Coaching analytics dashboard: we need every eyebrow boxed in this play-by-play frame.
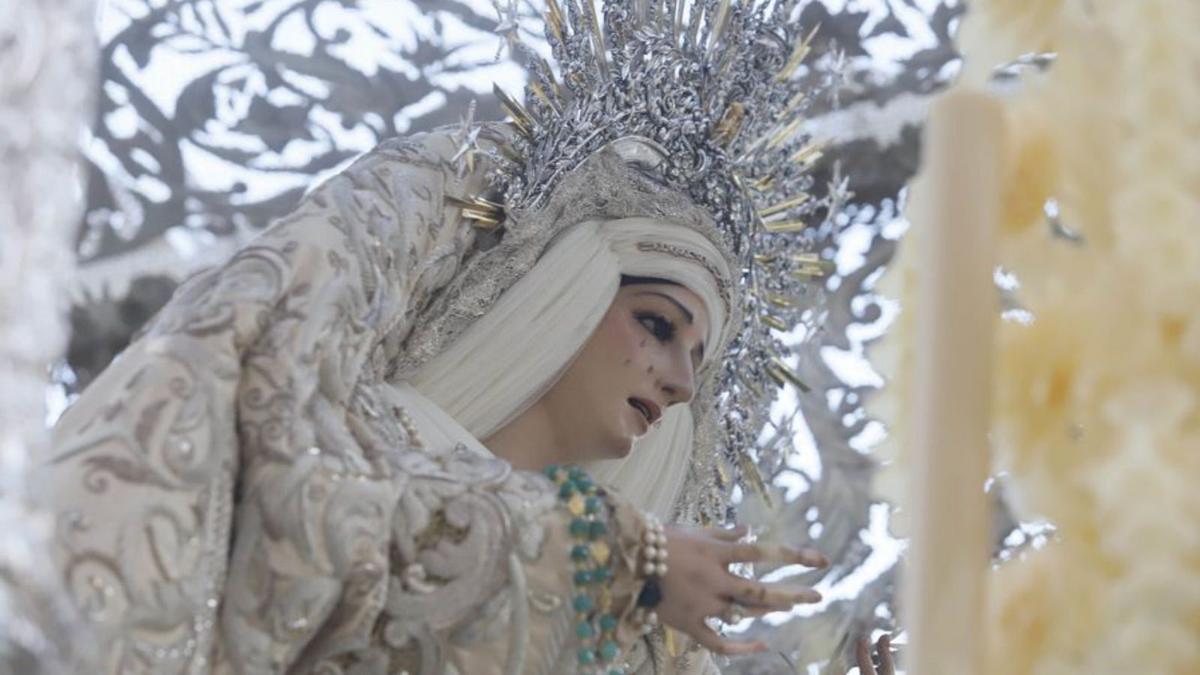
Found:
[634,290,707,365]
[635,291,693,324]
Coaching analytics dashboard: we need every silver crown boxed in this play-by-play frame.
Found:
[494,0,830,252]
[472,0,843,515]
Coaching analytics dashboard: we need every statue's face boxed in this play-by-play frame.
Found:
[541,281,710,461]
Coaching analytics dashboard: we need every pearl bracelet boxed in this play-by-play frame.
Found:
[631,515,668,634]
[639,516,669,577]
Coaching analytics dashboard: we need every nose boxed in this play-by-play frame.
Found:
[658,352,696,406]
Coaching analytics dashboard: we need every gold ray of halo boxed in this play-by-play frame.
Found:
[765,293,794,308]
[751,175,775,191]
[767,357,810,392]
[715,459,731,488]
[528,81,561,115]
[758,192,812,218]
[782,90,808,117]
[737,452,773,507]
[545,0,566,43]
[792,263,834,279]
[761,314,789,331]
[790,142,825,166]
[761,219,809,233]
[767,117,804,149]
[584,0,610,81]
[493,84,536,138]
[463,213,501,228]
[445,195,505,228]
[776,23,820,82]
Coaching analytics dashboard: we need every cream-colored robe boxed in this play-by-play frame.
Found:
[39,128,717,674]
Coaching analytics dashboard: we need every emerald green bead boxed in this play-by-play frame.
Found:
[559,482,576,498]
[577,647,596,665]
[592,566,611,582]
[569,518,590,538]
[584,495,602,514]
[574,569,593,585]
[543,465,561,480]
[574,476,593,493]
[588,520,608,539]
[575,621,595,639]
[599,614,618,632]
[571,544,589,561]
[599,640,619,661]
[572,594,594,612]
[568,466,586,481]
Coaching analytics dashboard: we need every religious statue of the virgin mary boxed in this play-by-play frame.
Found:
[38,2,886,673]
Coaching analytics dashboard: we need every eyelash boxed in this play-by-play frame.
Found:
[635,312,675,342]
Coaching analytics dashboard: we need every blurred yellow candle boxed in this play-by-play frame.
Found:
[904,89,1004,675]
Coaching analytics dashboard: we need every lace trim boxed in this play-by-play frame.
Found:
[634,241,733,322]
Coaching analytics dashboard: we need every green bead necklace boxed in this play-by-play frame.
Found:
[544,465,626,675]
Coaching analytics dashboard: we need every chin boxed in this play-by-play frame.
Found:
[602,437,635,460]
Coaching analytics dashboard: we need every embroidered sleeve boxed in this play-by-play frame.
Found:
[39,129,482,674]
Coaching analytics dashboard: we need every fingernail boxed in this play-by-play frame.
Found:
[794,590,821,603]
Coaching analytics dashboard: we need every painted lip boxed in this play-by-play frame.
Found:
[627,397,662,428]
[627,403,649,434]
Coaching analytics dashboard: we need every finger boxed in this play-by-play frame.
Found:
[716,600,771,623]
[722,603,776,621]
[759,544,829,568]
[855,636,877,675]
[724,542,766,563]
[727,580,822,609]
[723,542,829,568]
[687,622,767,657]
[876,634,895,675]
[708,524,750,542]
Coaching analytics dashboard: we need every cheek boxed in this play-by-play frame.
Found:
[603,316,645,369]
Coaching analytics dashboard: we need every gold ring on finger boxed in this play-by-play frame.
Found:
[726,602,746,624]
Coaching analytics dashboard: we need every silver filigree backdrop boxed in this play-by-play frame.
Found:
[55,1,1031,673]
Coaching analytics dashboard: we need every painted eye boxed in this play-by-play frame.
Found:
[636,313,675,342]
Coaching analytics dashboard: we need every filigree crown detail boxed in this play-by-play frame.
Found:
[471,0,843,512]
[491,0,830,257]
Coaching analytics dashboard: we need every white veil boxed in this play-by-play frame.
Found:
[406,217,731,519]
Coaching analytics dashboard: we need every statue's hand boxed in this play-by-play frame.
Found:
[657,524,828,656]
